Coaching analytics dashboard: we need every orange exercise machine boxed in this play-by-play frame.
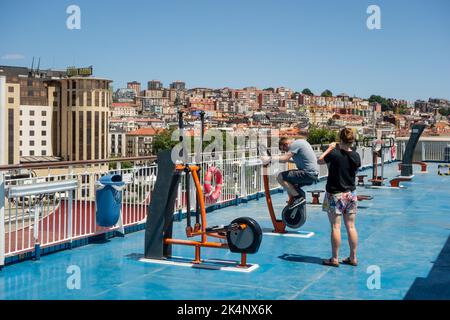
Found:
[259,145,307,233]
[144,112,262,268]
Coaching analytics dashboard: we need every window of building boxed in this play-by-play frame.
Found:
[53,101,58,107]
[30,141,35,146]
[30,150,35,156]
[30,120,35,126]
[8,97,14,104]
[72,80,76,90]
[19,130,22,136]
[8,86,14,93]
[79,91,84,106]
[87,111,92,160]
[95,91,99,107]
[30,110,35,116]
[42,121,46,126]
[42,111,47,116]
[79,111,84,160]
[42,130,47,136]
[20,120,22,126]
[101,111,105,159]
[42,140,47,146]
[19,141,22,146]
[9,109,16,163]
[72,111,76,160]
[87,92,92,106]
[53,91,57,97]
[72,91,76,106]
[28,90,33,97]
[42,150,47,156]
[95,111,100,159]
[30,130,35,136]
[20,110,22,116]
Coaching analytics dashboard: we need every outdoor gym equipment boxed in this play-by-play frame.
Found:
[363,136,402,188]
[144,150,262,269]
[438,164,450,176]
[398,124,427,177]
[143,111,262,269]
[258,145,307,231]
[365,123,426,188]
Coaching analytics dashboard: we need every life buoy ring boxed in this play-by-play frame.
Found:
[391,144,396,160]
[204,166,223,203]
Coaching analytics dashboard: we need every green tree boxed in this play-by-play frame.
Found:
[439,108,450,117]
[368,94,393,112]
[302,88,314,96]
[307,125,338,145]
[152,128,178,154]
[321,89,333,97]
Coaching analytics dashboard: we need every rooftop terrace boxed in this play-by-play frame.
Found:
[1,162,449,300]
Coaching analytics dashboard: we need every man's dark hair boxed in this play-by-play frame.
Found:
[279,136,289,149]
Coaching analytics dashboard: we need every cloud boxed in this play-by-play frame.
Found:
[1,53,25,60]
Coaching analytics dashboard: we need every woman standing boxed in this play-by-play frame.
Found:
[318,128,361,267]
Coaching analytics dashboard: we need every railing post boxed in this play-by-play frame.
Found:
[33,199,40,260]
[68,189,73,247]
[114,162,125,235]
[240,158,247,200]
[0,172,5,269]
[421,142,425,161]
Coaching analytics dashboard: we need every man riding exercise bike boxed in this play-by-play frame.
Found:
[262,137,319,209]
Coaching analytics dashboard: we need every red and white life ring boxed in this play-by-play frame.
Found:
[204,166,223,203]
[391,144,396,160]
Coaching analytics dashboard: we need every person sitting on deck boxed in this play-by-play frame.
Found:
[262,137,319,209]
[318,128,361,267]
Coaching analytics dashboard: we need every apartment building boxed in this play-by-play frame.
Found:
[0,65,112,164]
[109,127,127,158]
[169,81,186,91]
[0,74,20,165]
[125,127,164,157]
[127,81,141,95]
[111,102,138,117]
[147,80,163,90]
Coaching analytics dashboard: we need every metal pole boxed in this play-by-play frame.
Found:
[200,111,205,164]
[178,111,186,163]
[0,172,5,268]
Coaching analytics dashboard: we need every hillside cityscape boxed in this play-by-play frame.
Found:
[1,64,449,165]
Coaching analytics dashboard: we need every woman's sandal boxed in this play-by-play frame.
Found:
[322,258,339,267]
[341,257,358,266]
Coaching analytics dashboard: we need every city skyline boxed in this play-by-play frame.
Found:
[1,0,450,102]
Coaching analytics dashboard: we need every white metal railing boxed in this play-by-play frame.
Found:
[396,139,450,162]
[0,145,396,267]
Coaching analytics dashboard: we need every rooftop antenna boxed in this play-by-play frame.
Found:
[30,56,35,75]
[36,57,41,74]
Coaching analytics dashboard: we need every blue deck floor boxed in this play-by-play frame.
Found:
[1,162,450,300]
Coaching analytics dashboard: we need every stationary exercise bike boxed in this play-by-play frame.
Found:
[258,145,307,232]
[363,136,394,187]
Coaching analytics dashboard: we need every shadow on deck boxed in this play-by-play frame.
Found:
[405,234,450,299]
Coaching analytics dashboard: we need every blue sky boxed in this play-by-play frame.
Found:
[0,0,449,101]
